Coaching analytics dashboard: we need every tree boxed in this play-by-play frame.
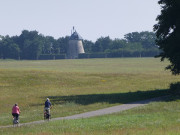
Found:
[18,30,41,59]
[124,31,157,49]
[92,36,112,52]
[56,36,69,54]
[0,36,20,59]
[0,36,3,58]
[110,39,126,50]
[83,40,94,53]
[154,0,180,75]
[43,36,56,54]
[22,38,43,60]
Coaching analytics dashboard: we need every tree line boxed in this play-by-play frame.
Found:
[82,31,159,58]
[0,30,159,60]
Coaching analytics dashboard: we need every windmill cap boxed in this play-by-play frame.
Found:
[70,31,83,40]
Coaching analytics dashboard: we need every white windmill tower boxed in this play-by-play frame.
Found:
[67,27,85,59]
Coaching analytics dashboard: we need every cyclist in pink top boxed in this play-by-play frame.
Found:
[12,103,20,121]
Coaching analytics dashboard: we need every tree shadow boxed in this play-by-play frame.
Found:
[43,89,171,106]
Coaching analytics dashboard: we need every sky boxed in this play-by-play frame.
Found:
[0,0,161,42]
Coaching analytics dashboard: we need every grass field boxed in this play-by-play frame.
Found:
[1,96,180,135]
[0,58,180,134]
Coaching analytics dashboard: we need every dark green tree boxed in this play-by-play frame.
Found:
[124,31,157,49]
[0,36,20,59]
[110,39,126,50]
[17,30,44,59]
[18,30,40,59]
[56,36,69,54]
[43,36,56,54]
[83,40,94,53]
[0,36,3,58]
[23,39,42,60]
[154,0,180,75]
[92,36,112,52]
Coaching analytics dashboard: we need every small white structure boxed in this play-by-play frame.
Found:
[67,27,85,59]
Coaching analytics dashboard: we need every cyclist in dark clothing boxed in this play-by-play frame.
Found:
[44,98,52,115]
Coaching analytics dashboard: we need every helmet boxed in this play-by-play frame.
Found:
[47,98,50,101]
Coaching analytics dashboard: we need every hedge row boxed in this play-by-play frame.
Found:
[1,50,160,60]
[78,50,160,59]
[38,54,66,60]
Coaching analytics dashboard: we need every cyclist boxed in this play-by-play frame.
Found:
[44,98,52,116]
[12,103,20,123]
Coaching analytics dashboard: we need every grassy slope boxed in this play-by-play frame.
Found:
[0,58,180,134]
[1,96,180,135]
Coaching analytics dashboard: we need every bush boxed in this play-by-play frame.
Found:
[38,54,66,60]
[170,82,180,95]
[78,53,90,59]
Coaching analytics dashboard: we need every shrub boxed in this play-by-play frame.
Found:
[170,82,180,95]
[38,54,66,60]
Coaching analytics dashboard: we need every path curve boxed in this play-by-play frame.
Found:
[0,96,167,128]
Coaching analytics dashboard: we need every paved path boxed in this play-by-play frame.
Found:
[0,96,167,128]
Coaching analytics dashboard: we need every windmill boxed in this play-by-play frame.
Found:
[67,27,85,59]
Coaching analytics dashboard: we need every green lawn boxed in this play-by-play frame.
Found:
[0,58,179,134]
[1,96,179,135]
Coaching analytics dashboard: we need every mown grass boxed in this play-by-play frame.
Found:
[1,96,179,135]
[0,58,180,133]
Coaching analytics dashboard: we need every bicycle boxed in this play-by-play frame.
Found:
[44,109,51,121]
[13,116,19,127]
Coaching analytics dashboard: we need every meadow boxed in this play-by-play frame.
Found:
[1,97,180,135]
[0,58,180,134]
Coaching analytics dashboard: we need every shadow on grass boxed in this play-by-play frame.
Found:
[44,89,171,106]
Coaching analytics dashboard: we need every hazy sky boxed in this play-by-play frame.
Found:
[0,0,161,41]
